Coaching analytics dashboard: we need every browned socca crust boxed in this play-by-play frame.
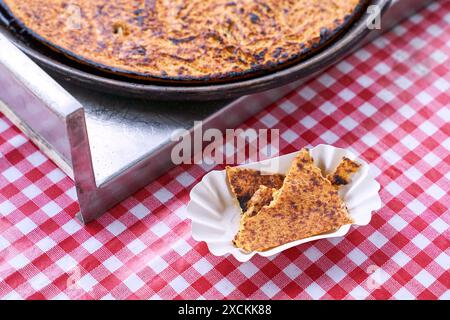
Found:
[1,0,365,82]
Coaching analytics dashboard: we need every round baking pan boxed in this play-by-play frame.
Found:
[0,0,390,101]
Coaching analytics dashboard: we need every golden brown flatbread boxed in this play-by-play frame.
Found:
[327,157,361,187]
[1,0,365,81]
[233,149,359,252]
[226,166,284,212]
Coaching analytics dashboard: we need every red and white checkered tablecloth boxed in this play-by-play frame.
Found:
[0,2,449,300]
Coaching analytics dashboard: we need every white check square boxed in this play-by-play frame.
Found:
[318,74,336,87]
[305,283,326,300]
[8,135,27,148]
[322,131,339,144]
[426,185,445,200]
[357,75,374,88]
[2,166,22,183]
[78,274,98,292]
[284,263,301,280]
[338,88,356,102]
[300,116,318,129]
[430,217,448,234]
[279,101,297,114]
[151,222,170,237]
[410,37,426,49]
[337,61,354,73]
[82,237,103,253]
[103,256,123,273]
[62,219,82,235]
[404,167,422,182]
[419,121,438,135]
[414,269,436,288]
[354,49,370,61]
[326,265,347,282]
[171,275,190,293]
[127,239,146,255]
[407,199,427,215]
[388,215,408,232]
[8,253,29,269]
[29,273,51,291]
[341,116,358,130]
[124,274,145,292]
[349,285,369,300]
[411,234,431,250]
[392,250,411,267]
[361,133,378,147]
[385,181,403,197]
[434,78,450,92]
[298,86,316,100]
[0,118,8,133]
[216,278,236,296]
[401,135,420,150]
[394,287,415,300]
[359,102,377,117]
[383,150,401,165]
[434,252,450,270]
[106,220,127,237]
[148,256,169,273]
[193,258,213,275]
[27,152,47,167]
[42,201,62,218]
[304,246,323,263]
[416,92,433,105]
[36,236,57,252]
[368,231,389,249]
[399,105,415,119]
[16,217,38,235]
[154,187,174,203]
[423,152,441,167]
[394,76,412,90]
[22,184,41,199]
[47,169,66,183]
[378,89,395,102]
[374,62,390,75]
[56,255,78,272]
[238,262,259,278]
[281,129,299,143]
[260,114,278,127]
[176,172,196,187]
[348,247,368,266]
[320,101,337,115]
[380,119,397,133]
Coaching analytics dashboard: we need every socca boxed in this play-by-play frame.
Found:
[233,149,361,252]
[1,0,366,81]
[226,166,284,212]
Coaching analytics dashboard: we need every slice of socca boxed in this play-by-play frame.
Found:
[233,149,360,252]
[226,167,284,212]
[327,157,361,187]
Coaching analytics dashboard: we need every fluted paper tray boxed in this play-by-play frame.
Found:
[187,144,382,262]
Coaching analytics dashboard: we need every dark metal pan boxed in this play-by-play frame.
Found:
[0,0,390,101]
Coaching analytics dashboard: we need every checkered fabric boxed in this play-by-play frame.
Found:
[0,2,449,300]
